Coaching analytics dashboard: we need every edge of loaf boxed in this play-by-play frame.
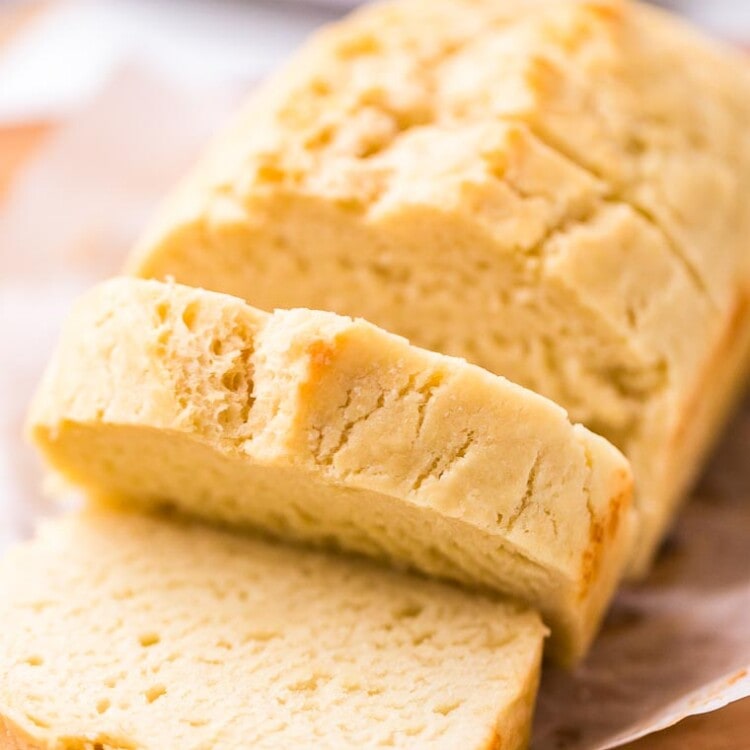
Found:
[28,277,634,664]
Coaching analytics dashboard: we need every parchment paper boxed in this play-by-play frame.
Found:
[0,70,748,750]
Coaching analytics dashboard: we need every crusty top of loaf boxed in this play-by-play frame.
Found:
[0,511,545,750]
[134,0,750,308]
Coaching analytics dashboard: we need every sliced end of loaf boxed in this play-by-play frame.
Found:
[0,510,546,750]
[29,277,633,663]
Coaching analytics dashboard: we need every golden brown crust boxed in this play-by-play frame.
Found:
[578,484,629,602]
[0,713,46,750]
[629,288,750,574]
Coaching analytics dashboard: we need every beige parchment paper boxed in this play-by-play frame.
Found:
[0,70,748,750]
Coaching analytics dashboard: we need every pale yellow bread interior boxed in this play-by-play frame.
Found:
[0,510,546,750]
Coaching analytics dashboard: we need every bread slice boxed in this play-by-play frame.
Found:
[29,278,632,664]
[0,510,547,750]
[127,0,750,575]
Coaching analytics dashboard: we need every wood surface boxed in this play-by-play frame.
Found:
[1,2,749,748]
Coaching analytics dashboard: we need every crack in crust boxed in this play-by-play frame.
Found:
[505,452,542,533]
[411,371,445,442]
[523,123,715,307]
[411,429,475,494]
[321,388,387,468]
[312,360,449,473]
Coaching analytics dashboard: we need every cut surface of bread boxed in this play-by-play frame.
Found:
[0,510,547,750]
[29,278,633,663]
[128,0,750,574]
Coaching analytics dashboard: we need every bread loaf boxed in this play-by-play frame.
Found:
[0,510,546,750]
[128,0,750,574]
[29,278,633,663]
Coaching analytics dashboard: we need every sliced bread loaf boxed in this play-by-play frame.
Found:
[28,278,633,663]
[0,510,546,750]
[128,0,750,574]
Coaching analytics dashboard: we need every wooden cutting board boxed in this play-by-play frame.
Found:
[0,4,748,749]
